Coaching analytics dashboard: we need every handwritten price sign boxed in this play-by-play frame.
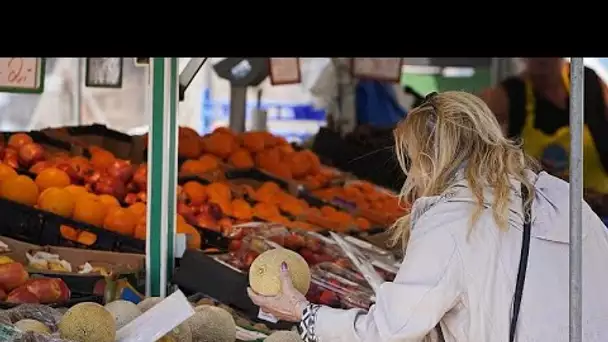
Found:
[268,58,301,85]
[352,58,403,83]
[0,58,45,93]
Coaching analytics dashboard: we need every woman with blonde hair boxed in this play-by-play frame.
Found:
[248,91,608,341]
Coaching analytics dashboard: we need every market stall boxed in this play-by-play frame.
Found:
[0,57,586,342]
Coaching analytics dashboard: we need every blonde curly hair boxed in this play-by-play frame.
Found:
[390,91,537,248]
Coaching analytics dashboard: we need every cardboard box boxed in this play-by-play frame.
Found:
[0,236,145,294]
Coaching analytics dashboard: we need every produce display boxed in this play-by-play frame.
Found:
[0,122,409,342]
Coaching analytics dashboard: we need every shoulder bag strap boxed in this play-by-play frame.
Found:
[509,184,532,342]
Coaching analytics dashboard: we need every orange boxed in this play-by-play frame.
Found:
[98,194,120,210]
[128,202,147,218]
[60,225,80,242]
[180,159,217,176]
[103,207,137,236]
[7,133,33,149]
[182,181,207,206]
[206,182,231,202]
[231,199,252,221]
[64,185,89,198]
[35,167,71,192]
[0,164,17,183]
[239,132,266,153]
[1,175,39,206]
[73,195,107,227]
[228,149,254,169]
[38,187,75,217]
[176,219,201,249]
[89,148,116,170]
[133,216,147,240]
[77,231,97,246]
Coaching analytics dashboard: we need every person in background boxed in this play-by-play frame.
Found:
[248,91,608,341]
[480,58,608,216]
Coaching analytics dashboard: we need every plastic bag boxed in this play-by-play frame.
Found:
[6,304,62,332]
[13,331,73,342]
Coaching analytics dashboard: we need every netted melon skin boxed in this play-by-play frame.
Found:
[58,302,116,342]
[187,305,236,342]
[249,248,311,296]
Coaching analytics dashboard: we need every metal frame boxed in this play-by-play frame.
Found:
[569,57,584,342]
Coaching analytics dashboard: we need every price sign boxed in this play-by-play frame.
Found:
[85,58,123,88]
[0,58,45,93]
[351,58,403,83]
[268,58,301,85]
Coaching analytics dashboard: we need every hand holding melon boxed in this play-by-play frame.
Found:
[247,248,311,322]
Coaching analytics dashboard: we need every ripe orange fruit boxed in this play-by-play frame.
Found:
[89,147,116,170]
[64,185,88,198]
[128,202,147,218]
[133,216,147,240]
[98,194,120,210]
[176,218,201,249]
[38,187,75,217]
[103,207,137,236]
[73,195,107,227]
[1,175,39,206]
[0,164,17,183]
[182,181,207,206]
[35,167,71,192]
[7,133,33,149]
[60,225,80,242]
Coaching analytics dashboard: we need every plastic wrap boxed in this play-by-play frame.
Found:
[5,305,62,332]
[13,331,73,342]
[307,262,375,310]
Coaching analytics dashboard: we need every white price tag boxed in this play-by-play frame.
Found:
[116,290,195,342]
[257,308,279,323]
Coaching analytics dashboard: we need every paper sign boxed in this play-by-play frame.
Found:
[257,308,279,323]
[116,290,195,342]
[236,326,269,340]
[352,58,403,83]
[269,58,301,85]
[0,58,44,93]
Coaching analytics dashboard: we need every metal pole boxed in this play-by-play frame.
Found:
[229,85,247,133]
[569,57,584,342]
[146,58,178,297]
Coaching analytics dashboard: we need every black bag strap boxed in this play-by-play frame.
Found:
[509,184,532,342]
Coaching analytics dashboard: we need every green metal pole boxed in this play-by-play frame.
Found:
[146,58,178,297]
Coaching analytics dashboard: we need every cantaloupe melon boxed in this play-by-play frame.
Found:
[186,305,236,342]
[157,321,193,342]
[58,302,116,342]
[249,248,311,296]
[104,300,141,330]
[14,319,51,335]
[265,330,303,342]
[137,297,163,312]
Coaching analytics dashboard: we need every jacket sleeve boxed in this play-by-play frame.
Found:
[314,213,464,342]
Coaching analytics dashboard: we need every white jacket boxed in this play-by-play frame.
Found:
[315,171,608,342]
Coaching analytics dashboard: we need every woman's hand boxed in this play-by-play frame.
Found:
[247,262,310,323]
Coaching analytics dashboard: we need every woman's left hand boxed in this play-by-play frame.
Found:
[247,262,310,323]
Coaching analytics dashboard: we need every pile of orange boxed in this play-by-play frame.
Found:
[312,181,408,225]
[173,126,338,190]
[238,181,371,233]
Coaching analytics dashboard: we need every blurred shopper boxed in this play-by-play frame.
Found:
[481,58,608,216]
[249,92,608,342]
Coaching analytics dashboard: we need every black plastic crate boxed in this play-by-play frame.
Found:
[66,124,132,144]
[312,127,405,192]
[0,197,145,254]
[0,292,104,310]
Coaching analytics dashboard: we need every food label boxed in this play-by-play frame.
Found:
[116,290,195,342]
[257,308,278,323]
